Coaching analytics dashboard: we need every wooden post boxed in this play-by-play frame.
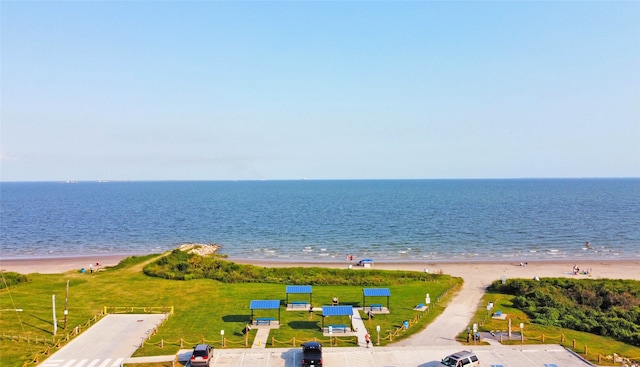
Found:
[561,334,565,343]
[160,339,164,348]
[293,337,296,347]
[584,345,588,355]
[541,333,545,342]
[572,339,576,349]
[180,338,183,347]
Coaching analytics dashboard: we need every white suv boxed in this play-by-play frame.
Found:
[440,350,480,367]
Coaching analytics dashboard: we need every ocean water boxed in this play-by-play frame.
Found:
[1,179,638,262]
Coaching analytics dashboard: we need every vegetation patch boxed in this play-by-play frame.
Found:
[143,249,440,285]
[106,254,160,271]
[488,278,640,346]
[0,271,30,289]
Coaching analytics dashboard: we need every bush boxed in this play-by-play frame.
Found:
[143,249,448,286]
[0,272,29,289]
[487,277,640,346]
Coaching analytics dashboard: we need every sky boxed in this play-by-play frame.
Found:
[1,1,639,181]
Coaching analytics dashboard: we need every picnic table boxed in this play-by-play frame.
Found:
[289,301,308,308]
[255,317,276,325]
[328,324,349,333]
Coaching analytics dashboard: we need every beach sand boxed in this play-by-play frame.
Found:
[1,255,638,282]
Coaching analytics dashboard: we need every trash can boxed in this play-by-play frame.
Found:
[403,321,409,329]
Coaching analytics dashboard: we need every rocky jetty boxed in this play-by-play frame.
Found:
[178,243,221,257]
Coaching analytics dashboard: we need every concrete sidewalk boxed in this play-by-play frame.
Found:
[351,307,373,348]
[251,328,270,348]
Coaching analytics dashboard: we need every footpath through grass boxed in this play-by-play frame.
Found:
[0,253,460,367]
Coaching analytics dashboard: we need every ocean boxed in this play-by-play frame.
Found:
[1,179,638,262]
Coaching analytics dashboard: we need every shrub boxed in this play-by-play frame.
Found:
[487,277,640,346]
[0,272,29,289]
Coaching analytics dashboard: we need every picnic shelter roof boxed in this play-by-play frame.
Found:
[286,285,312,294]
[363,288,391,297]
[321,305,353,317]
[250,300,280,310]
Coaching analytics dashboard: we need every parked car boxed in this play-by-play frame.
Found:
[301,341,323,367]
[440,350,480,367]
[190,343,214,367]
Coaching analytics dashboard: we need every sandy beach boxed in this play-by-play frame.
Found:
[1,255,639,283]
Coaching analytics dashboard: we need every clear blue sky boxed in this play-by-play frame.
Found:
[2,1,639,181]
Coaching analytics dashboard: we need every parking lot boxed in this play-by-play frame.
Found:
[37,314,592,367]
[176,345,590,367]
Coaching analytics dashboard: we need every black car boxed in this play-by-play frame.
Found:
[301,341,323,367]
[190,343,214,367]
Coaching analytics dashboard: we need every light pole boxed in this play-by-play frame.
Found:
[221,329,225,347]
[52,295,57,336]
[376,325,380,346]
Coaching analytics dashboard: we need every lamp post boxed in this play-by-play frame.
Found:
[221,330,225,347]
[376,325,380,346]
[520,323,524,343]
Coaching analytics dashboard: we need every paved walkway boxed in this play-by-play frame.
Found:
[251,328,270,348]
[350,307,372,348]
[395,274,489,346]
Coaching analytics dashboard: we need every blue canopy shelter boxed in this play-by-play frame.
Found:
[321,305,353,331]
[363,288,391,311]
[285,285,312,305]
[249,300,281,324]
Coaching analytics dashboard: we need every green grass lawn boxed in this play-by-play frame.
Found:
[0,255,460,367]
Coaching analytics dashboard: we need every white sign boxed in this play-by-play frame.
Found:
[220,330,225,336]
